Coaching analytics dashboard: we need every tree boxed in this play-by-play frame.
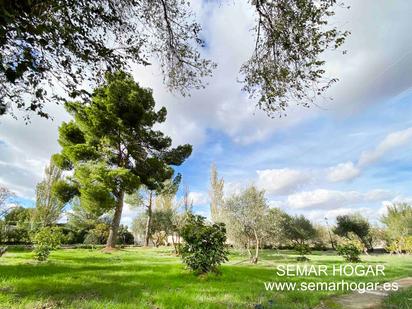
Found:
[0,0,214,119]
[127,175,180,247]
[180,214,228,274]
[223,186,268,263]
[84,222,110,245]
[209,163,224,223]
[242,0,349,116]
[131,212,148,245]
[32,161,65,228]
[333,214,371,249]
[52,71,192,249]
[117,225,134,245]
[182,185,193,214]
[281,214,317,246]
[32,226,63,261]
[1,1,348,120]
[0,186,14,218]
[381,203,412,254]
[4,206,32,244]
[381,203,412,240]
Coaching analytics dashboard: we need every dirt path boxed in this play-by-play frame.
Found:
[316,277,412,309]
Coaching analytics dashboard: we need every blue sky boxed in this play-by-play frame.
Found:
[1,0,412,226]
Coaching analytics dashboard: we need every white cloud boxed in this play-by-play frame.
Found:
[285,189,392,210]
[327,161,360,182]
[256,168,310,195]
[1,0,412,207]
[358,127,412,166]
[303,207,382,225]
[188,191,209,206]
[326,127,412,183]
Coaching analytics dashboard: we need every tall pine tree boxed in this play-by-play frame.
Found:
[52,71,192,249]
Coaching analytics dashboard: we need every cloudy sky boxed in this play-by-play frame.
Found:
[1,0,412,226]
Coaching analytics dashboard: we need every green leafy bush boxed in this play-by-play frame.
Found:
[32,227,63,261]
[180,214,228,274]
[336,240,362,262]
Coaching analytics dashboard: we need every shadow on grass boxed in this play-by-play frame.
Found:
[0,249,411,308]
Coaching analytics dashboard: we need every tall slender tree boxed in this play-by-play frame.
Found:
[209,163,224,223]
[0,186,14,218]
[52,71,192,249]
[32,161,64,228]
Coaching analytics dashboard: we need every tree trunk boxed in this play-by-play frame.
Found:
[251,230,259,264]
[144,191,153,247]
[246,238,253,260]
[106,190,125,249]
[171,233,178,254]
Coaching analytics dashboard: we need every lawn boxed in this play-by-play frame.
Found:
[0,247,411,308]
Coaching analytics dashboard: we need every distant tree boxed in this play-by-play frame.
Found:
[182,185,193,214]
[128,175,180,247]
[4,206,32,244]
[0,186,14,218]
[155,177,181,211]
[0,0,214,119]
[381,203,412,254]
[333,214,371,249]
[52,72,191,249]
[4,206,31,226]
[32,161,65,228]
[67,200,98,231]
[209,163,224,223]
[84,222,110,245]
[281,214,317,246]
[263,207,287,248]
[223,186,268,264]
[117,225,134,245]
[381,203,412,240]
[131,213,148,245]
[150,209,175,247]
[313,224,335,250]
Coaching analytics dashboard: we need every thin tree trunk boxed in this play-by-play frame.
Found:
[246,238,252,259]
[252,230,259,264]
[144,191,153,247]
[106,190,125,249]
[171,233,178,254]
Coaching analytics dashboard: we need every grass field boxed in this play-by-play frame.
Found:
[0,247,411,308]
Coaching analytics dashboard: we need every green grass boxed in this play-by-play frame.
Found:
[383,287,412,309]
[0,248,411,308]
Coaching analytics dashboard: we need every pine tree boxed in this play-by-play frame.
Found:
[52,71,192,249]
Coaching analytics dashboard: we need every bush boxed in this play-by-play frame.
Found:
[336,240,362,262]
[180,214,228,274]
[32,227,63,261]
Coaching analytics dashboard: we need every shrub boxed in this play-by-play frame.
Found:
[295,243,311,261]
[336,240,362,262]
[180,214,228,274]
[32,227,63,261]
